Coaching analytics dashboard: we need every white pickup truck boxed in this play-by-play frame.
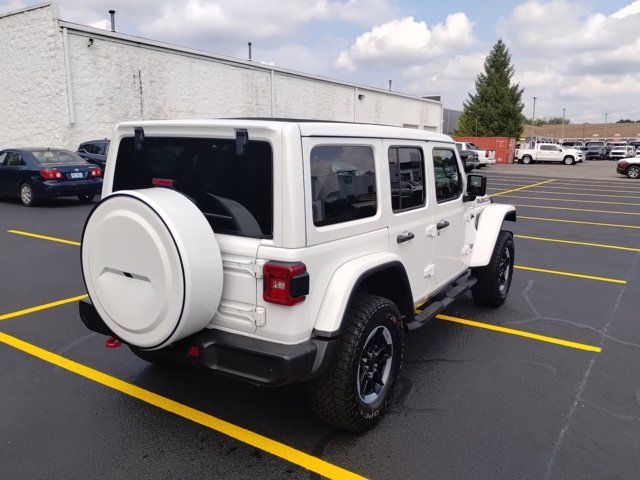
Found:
[515,143,583,165]
[455,142,495,167]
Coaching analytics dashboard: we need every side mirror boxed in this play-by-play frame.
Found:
[464,174,487,201]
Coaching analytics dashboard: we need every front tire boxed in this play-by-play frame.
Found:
[19,183,38,207]
[564,156,575,165]
[308,293,404,432]
[627,166,640,179]
[472,230,514,307]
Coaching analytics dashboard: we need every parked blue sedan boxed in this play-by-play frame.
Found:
[0,148,102,206]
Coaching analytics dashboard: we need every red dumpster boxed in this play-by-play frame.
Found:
[454,137,516,164]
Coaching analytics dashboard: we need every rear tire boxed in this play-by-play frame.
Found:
[472,231,514,307]
[307,293,404,432]
[19,183,38,207]
[627,166,640,179]
[522,156,532,165]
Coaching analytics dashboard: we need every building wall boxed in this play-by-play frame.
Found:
[0,4,70,148]
[1,3,443,150]
[442,108,462,135]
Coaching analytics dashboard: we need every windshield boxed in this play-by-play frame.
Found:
[113,136,273,239]
[467,143,479,149]
[31,150,86,165]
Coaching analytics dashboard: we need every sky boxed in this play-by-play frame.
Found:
[2,0,640,123]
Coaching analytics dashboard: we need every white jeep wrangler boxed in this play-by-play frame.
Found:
[79,119,516,432]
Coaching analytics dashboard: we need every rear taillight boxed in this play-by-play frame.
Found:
[90,168,102,177]
[39,169,63,179]
[263,261,309,306]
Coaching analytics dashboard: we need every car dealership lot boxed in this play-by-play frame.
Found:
[2,163,640,479]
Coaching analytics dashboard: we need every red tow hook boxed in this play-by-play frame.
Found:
[105,336,122,348]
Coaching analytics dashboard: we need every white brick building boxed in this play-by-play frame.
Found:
[0,2,443,150]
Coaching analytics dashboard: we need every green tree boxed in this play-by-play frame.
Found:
[525,116,570,126]
[455,39,524,138]
[616,119,637,123]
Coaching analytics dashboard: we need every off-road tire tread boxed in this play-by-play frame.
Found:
[307,293,404,432]
[471,230,514,307]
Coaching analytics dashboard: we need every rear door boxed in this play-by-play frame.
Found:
[537,145,552,161]
[385,141,435,302]
[430,144,467,287]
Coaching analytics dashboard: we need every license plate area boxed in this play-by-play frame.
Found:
[69,172,84,179]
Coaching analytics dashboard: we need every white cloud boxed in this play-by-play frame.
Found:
[43,0,395,45]
[403,53,486,106]
[500,0,640,55]
[335,13,475,71]
[500,0,640,122]
[610,0,640,19]
[88,19,110,30]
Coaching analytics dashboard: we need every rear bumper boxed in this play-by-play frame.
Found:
[79,298,339,386]
[35,179,102,197]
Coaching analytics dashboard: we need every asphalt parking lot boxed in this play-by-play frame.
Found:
[1,162,639,480]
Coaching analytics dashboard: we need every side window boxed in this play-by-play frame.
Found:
[432,148,462,203]
[388,146,425,212]
[310,145,376,227]
[0,152,7,166]
[540,145,552,151]
[5,152,24,166]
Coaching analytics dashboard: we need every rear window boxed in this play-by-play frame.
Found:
[32,150,86,165]
[113,137,273,239]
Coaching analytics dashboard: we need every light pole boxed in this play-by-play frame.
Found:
[604,113,609,141]
[561,108,565,140]
[531,96,538,139]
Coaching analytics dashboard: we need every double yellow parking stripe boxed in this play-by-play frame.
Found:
[0,328,365,480]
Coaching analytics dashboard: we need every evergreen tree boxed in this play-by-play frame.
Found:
[455,39,524,138]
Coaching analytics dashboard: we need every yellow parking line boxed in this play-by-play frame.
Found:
[515,234,640,252]
[513,204,640,216]
[8,229,81,246]
[488,189,640,199]
[488,180,640,190]
[489,179,555,197]
[514,265,626,284]
[499,195,640,206]
[519,215,640,229]
[435,314,601,353]
[486,175,635,187]
[507,184,640,194]
[0,331,365,480]
[0,294,88,321]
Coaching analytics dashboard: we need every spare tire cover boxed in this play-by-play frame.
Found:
[82,188,223,350]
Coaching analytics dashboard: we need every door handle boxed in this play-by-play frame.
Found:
[436,220,450,230]
[397,232,415,243]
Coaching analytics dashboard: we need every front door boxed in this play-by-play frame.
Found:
[385,141,434,303]
[430,145,467,287]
